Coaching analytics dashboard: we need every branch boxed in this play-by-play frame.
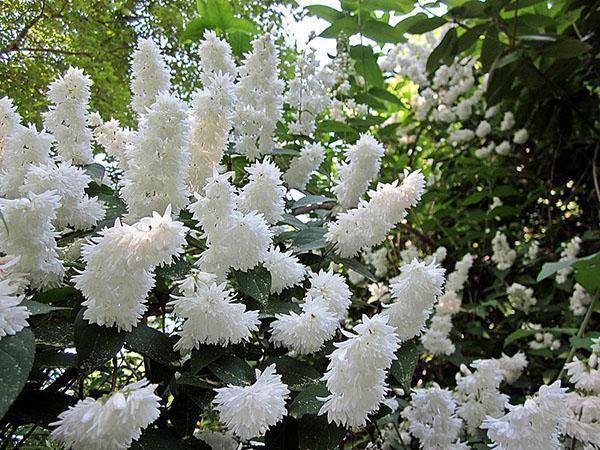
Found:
[4,47,93,57]
[0,0,46,55]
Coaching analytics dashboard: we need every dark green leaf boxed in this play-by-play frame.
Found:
[426,28,457,74]
[292,227,328,253]
[390,339,419,391]
[234,265,271,305]
[299,414,346,450]
[209,355,253,386]
[538,38,592,59]
[265,356,321,391]
[20,299,69,316]
[131,428,184,450]
[190,344,227,374]
[84,163,105,185]
[481,28,503,72]
[349,45,384,87]
[289,383,329,418]
[125,324,178,367]
[0,328,35,419]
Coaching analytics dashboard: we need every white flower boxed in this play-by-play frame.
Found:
[270,298,338,354]
[22,161,105,230]
[74,207,188,331]
[445,253,473,293]
[363,246,389,278]
[213,364,290,440]
[0,123,52,198]
[570,283,592,316]
[90,115,134,172]
[263,247,306,294]
[475,120,492,138]
[187,70,235,192]
[0,191,64,289]
[556,236,582,284]
[283,142,325,190]
[233,32,284,161]
[130,38,170,115]
[237,158,286,225]
[526,239,540,262]
[421,314,455,355]
[306,269,352,320]
[42,67,94,164]
[51,379,160,450]
[333,134,385,209]
[402,385,464,449]
[198,30,237,80]
[491,231,516,270]
[513,128,528,144]
[475,142,495,159]
[195,431,238,450]
[170,276,259,352]
[489,196,503,211]
[121,92,190,220]
[485,104,501,119]
[326,171,426,257]
[384,259,446,341]
[481,381,568,450]
[500,111,515,131]
[507,282,537,313]
[318,313,400,428]
[0,96,21,167]
[448,128,474,145]
[495,140,511,155]
[564,393,600,448]
[495,352,528,384]
[0,279,29,339]
[566,357,600,393]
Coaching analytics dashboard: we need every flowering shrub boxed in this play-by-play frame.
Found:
[0,0,599,449]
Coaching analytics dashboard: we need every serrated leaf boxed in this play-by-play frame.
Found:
[334,257,376,282]
[234,265,271,305]
[0,328,35,419]
[536,259,576,282]
[350,45,384,87]
[426,28,457,74]
[390,339,419,391]
[74,308,126,372]
[292,227,328,253]
[209,355,253,386]
[503,328,538,347]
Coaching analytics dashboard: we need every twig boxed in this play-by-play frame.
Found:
[0,0,46,55]
[111,356,119,391]
[593,145,600,205]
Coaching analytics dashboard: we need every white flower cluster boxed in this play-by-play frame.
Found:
[188,171,272,278]
[570,283,592,316]
[383,259,445,341]
[402,384,465,449]
[506,282,537,313]
[326,171,426,258]
[556,236,582,284]
[51,379,160,450]
[42,67,94,165]
[263,247,307,294]
[89,114,134,172]
[565,337,600,393]
[213,364,289,440]
[74,207,188,331]
[481,381,568,450]
[287,48,332,135]
[332,134,384,209]
[0,191,64,289]
[233,32,284,161]
[363,246,389,278]
[170,270,259,352]
[270,269,350,354]
[22,161,105,230]
[237,158,285,224]
[0,277,29,339]
[130,38,171,115]
[283,142,326,191]
[525,323,561,351]
[563,392,600,448]
[318,313,400,428]
[121,92,189,220]
[0,97,20,164]
[491,231,516,270]
[197,30,237,80]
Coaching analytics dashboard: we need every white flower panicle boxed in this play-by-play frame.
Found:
[326,170,426,257]
[556,236,582,284]
[495,140,511,155]
[402,385,464,450]
[283,142,325,190]
[42,67,94,164]
[306,269,352,320]
[270,298,338,354]
[364,246,389,278]
[513,128,528,144]
[263,247,306,294]
[475,120,491,138]
[500,111,515,131]
[130,38,171,115]
[198,30,237,80]
[287,48,331,135]
[0,96,21,167]
[496,352,528,384]
[89,114,134,171]
[233,32,284,161]
[570,283,592,316]
[333,134,385,209]
[565,338,600,393]
[189,171,272,277]
[237,158,286,224]
[0,123,52,198]
[187,70,235,192]
[318,313,400,428]
[169,272,259,352]
[0,279,30,339]
[22,161,105,230]
[421,314,456,356]
[121,92,190,219]
[481,381,568,450]
[491,231,516,270]
[0,191,64,289]
[506,282,537,313]
[563,393,600,447]
[445,253,474,294]
[51,379,160,450]
[384,259,446,341]
[213,364,290,440]
[74,207,188,331]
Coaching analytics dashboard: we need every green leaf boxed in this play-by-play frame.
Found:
[426,28,457,74]
[406,16,447,34]
[538,38,592,59]
[292,227,328,253]
[369,87,402,104]
[449,0,487,18]
[456,24,486,53]
[362,19,405,43]
[299,414,346,450]
[20,299,69,316]
[319,16,359,39]
[131,428,184,450]
[481,28,503,72]
[305,5,343,22]
[316,120,357,136]
[289,383,329,418]
[291,194,335,209]
[125,324,178,367]
[181,17,211,42]
[229,17,257,35]
[229,31,253,57]
[190,344,227,374]
[74,308,126,372]
[334,257,376,282]
[265,356,321,391]
[573,252,600,293]
[84,163,105,185]
[234,265,271,305]
[390,339,419,391]
[8,390,76,427]
[504,328,538,347]
[0,328,35,419]
[209,355,254,386]
[536,259,576,282]
[349,45,384,87]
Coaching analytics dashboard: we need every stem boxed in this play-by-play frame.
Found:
[111,356,118,391]
[557,288,599,381]
[593,145,600,205]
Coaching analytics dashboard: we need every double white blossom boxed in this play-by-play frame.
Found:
[0,278,30,339]
[570,283,592,316]
[283,142,325,191]
[89,114,134,172]
[213,364,289,440]
[263,247,306,294]
[0,96,21,167]
[130,38,170,115]
[556,236,582,284]
[506,282,537,313]
[491,231,516,270]
[237,158,286,224]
